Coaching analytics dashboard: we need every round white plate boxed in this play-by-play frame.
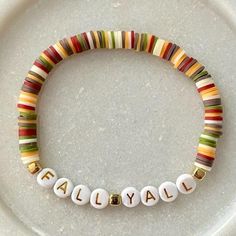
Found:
[0,0,236,235]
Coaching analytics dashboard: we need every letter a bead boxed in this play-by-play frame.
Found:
[121,187,140,208]
[53,178,74,198]
[176,174,196,194]
[159,181,178,202]
[140,186,159,206]
[37,168,57,188]
[90,188,109,209]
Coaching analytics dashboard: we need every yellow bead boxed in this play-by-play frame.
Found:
[192,166,206,181]
[27,161,42,174]
[109,193,121,206]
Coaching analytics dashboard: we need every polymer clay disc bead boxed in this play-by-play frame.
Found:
[37,168,57,188]
[121,187,140,208]
[176,174,196,194]
[71,185,91,206]
[140,186,159,206]
[90,188,109,209]
[159,182,178,202]
[53,178,74,198]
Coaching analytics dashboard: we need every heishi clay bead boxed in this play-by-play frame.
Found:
[53,178,74,198]
[121,187,140,208]
[176,174,196,194]
[71,185,91,206]
[159,181,178,202]
[37,168,57,188]
[90,188,109,209]
[140,186,159,206]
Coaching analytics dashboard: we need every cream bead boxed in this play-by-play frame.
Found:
[176,174,196,194]
[121,187,140,208]
[159,181,178,202]
[71,185,91,205]
[86,32,95,49]
[53,178,74,198]
[107,31,113,49]
[30,65,48,79]
[90,188,109,209]
[37,168,57,188]
[140,186,159,206]
[152,39,165,56]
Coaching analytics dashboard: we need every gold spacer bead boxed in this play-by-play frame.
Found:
[109,193,122,206]
[27,161,42,175]
[192,166,206,181]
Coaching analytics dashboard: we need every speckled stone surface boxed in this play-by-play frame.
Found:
[0,0,236,235]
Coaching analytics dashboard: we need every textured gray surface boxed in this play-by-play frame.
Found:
[0,0,236,235]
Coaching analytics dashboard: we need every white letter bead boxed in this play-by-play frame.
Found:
[37,168,57,188]
[159,181,178,202]
[90,188,109,209]
[121,187,140,208]
[176,174,196,194]
[53,178,74,198]
[71,185,91,205]
[140,186,159,206]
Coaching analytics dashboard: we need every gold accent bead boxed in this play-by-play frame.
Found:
[109,193,122,206]
[192,166,206,181]
[27,161,42,174]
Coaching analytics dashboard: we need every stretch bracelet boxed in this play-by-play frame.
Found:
[17,30,223,209]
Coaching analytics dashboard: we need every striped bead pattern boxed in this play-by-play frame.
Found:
[17,30,223,171]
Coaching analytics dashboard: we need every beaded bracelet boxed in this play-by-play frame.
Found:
[17,30,223,209]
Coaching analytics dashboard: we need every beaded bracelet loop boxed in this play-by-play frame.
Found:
[18,30,223,209]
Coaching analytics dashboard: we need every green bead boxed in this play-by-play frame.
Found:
[101,30,105,48]
[19,112,37,119]
[77,34,86,51]
[39,56,53,71]
[19,136,37,140]
[143,33,148,51]
[199,138,216,148]
[193,70,209,81]
[111,31,115,48]
[20,146,38,153]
